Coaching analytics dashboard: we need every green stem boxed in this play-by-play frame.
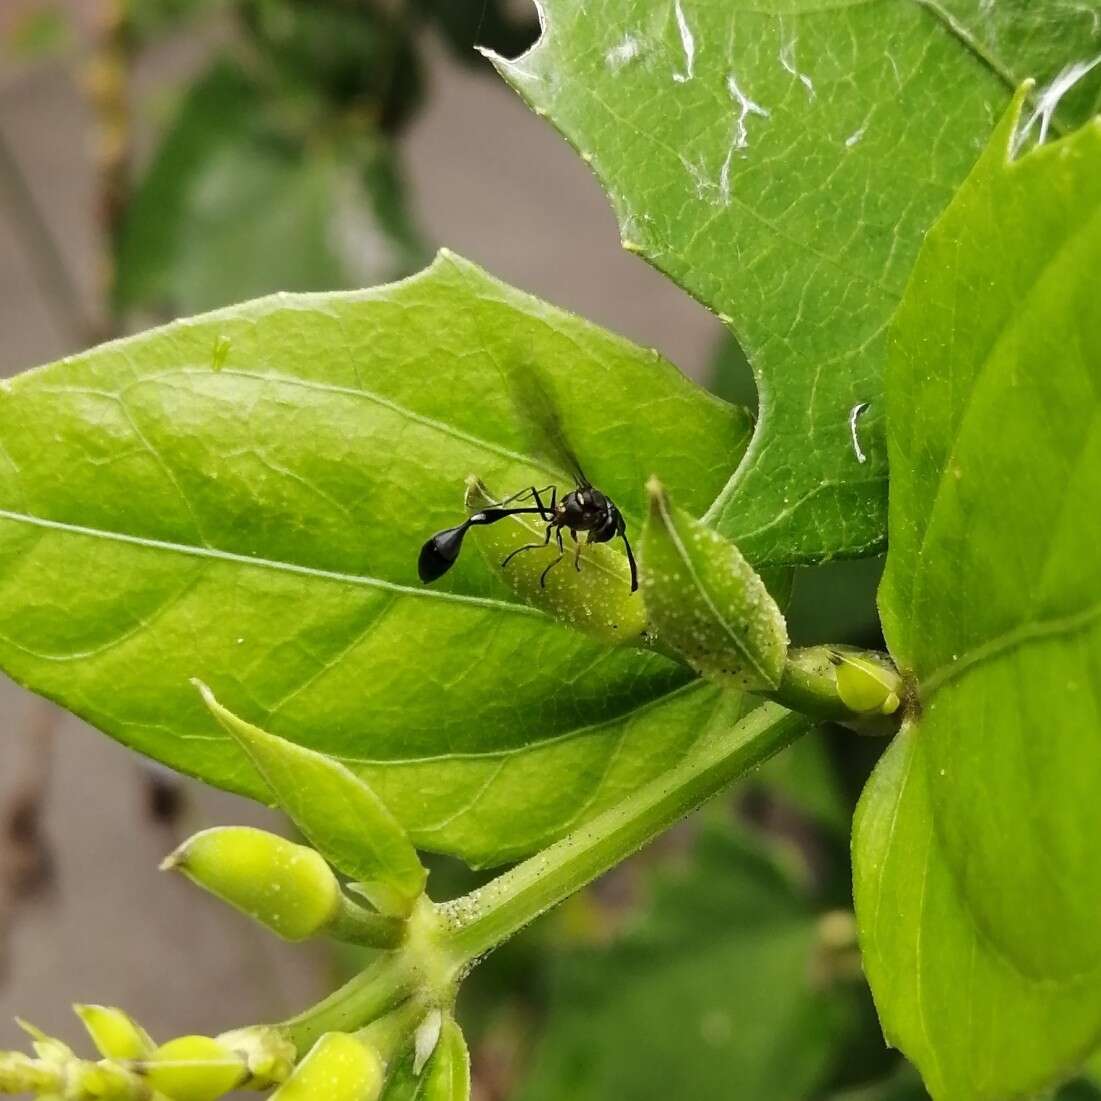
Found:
[357,997,428,1068]
[277,955,415,1052]
[439,702,810,966]
[327,896,406,950]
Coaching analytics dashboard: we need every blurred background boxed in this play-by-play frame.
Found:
[0,3,1062,1099]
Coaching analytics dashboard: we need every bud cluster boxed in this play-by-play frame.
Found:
[0,685,468,1100]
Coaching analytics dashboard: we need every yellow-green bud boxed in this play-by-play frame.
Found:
[74,1059,148,1101]
[269,1033,384,1101]
[217,1027,296,1087]
[834,652,902,716]
[162,827,341,941]
[144,1035,246,1101]
[0,1052,61,1094]
[465,477,647,645]
[74,1005,154,1061]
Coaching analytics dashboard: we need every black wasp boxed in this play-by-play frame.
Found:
[417,370,638,593]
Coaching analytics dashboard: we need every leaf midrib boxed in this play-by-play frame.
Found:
[655,493,771,683]
[0,507,542,617]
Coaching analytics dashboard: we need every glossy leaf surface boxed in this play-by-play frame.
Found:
[854,94,1101,1099]
[0,251,750,866]
[491,0,1101,566]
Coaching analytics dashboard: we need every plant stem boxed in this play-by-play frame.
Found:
[439,702,810,966]
[278,955,416,1053]
[328,896,406,950]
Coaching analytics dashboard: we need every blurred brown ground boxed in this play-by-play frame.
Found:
[0,5,721,1053]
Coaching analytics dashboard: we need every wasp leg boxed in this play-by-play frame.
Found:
[621,532,639,593]
[540,553,564,587]
[571,529,583,572]
[501,523,555,569]
[493,484,557,520]
[539,528,566,588]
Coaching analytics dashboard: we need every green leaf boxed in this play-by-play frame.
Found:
[384,1018,470,1101]
[0,250,750,867]
[115,60,421,316]
[518,824,860,1101]
[641,480,788,690]
[197,683,426,910]
[853,91,1101,1099]
[488,1,1101,566]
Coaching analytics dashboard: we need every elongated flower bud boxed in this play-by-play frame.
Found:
[465,477,647,645]
[269,1033,384,1101]
[163,827,341,941]
[144,1035,247,1101]
[74,1004,154,1061]
[641,479,788,689]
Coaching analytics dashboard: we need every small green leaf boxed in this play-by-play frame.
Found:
[491,1,1101,566]
[422,1019,470,1101]
[854,90,1101,1099]
[385,1017,470,1101]
[641,480,787,690]
[74,1004,154,1061]
[196,683,427,911]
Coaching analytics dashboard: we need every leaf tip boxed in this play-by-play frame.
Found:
[645,476,667,512]
[464,474,492,510]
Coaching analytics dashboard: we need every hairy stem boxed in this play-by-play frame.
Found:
[439,701,810,965]
[278,954,417,1053]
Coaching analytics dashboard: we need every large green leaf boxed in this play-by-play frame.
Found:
[853,92,1101,1099]
[518,824,859,1101]
[0,251,751,867]
[488,0,1101,566]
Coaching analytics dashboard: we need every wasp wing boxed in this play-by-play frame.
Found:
[505,363,590,488]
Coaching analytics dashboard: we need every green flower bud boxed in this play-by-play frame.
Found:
[144,1035,246,1101]
[73,1059,147,1101]
[163,827,341,941]
[216,1027,296,1087]
[269,1033,383,1101]
[74,1005,154,1061]
[833,652,902,716]
[641,480,788,690]
[0,1052,61,1095]
[464,477,647,645]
